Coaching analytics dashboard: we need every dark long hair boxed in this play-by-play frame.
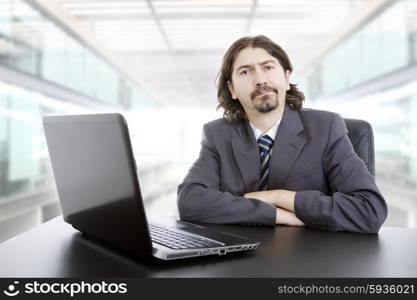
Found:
[216,35,305,122]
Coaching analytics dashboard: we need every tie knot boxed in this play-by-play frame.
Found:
[257,135,274,152]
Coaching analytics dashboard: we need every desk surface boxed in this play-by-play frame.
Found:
[0,217,416,277]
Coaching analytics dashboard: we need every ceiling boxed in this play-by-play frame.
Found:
[56,0,369,108]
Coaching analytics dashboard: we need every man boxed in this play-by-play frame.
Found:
[177,35,387,233]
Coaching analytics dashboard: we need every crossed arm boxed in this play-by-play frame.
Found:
[244,190,305,226]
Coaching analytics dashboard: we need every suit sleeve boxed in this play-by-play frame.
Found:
[177,124,277,225]
[294,114,388,233]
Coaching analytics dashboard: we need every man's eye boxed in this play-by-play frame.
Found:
[240,70,249,75]
[265,65,274,70]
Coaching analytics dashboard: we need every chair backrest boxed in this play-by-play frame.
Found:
[344,118,375,176]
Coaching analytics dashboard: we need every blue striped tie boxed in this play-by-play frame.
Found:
[258,135,274,191]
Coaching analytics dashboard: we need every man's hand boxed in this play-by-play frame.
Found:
[244,190,304,226]
[244,190,277,205]
[244,189,296,212]
[276,207,305,226]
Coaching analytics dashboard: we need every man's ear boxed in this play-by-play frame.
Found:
[285,70,291,91]
[227,80,237,100]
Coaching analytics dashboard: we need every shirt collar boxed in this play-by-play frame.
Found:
[249,117,282,141]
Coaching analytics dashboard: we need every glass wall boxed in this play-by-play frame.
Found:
[0,82,92,199]
[298,0,416,99]
[0,0,155,108]
[0,0,158,241]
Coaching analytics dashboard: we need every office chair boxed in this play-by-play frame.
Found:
[344,118,375,176]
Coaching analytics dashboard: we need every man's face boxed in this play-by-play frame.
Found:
[228,47,291,115]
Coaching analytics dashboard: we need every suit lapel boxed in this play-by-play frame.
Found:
[268,106,306,189]
[231,121,260,192]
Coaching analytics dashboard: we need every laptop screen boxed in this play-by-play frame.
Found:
[43,113,152,256]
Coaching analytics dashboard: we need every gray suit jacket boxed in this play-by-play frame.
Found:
[177,105,387,233]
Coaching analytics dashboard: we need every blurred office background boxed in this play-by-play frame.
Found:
[1,0,416,242]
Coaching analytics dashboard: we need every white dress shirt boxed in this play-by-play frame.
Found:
[249,117,282,142]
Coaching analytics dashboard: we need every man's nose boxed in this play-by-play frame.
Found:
[253,69,267,86]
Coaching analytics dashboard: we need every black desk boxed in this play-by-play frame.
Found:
[0,216,416,277]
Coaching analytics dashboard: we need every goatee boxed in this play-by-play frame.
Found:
[250,85,279,113]
[255,94,279,113]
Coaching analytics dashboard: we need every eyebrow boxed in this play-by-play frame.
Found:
[235,59,277,73]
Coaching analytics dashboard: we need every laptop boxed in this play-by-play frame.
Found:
[43,113,260,260]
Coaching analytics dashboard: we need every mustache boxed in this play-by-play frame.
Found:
[250,85,278,100]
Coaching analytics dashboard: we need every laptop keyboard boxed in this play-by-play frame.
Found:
[149,224,224,250]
